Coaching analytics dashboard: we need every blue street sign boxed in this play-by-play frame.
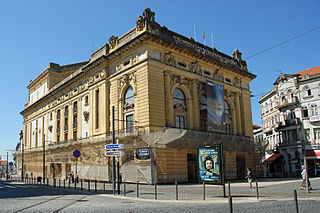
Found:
[73,150,81,158]
[9,162,13,166]
[105,144,124,150]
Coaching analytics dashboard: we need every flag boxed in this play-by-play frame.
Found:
[203,30,205,40]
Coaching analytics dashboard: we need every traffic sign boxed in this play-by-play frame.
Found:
[73,150,81,158]
[136,148,150,160]
[9,162,13,166]
[105,144,124,150]
[105,150,124,156]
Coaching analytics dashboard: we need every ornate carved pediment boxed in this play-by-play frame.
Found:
[162,52,176,66]
[136,16,145,31]
[109,35,118,49]
[174,104,187,113]
[233,77,241,87]
[212,69,224,81]
[197,82,206,96]
[124,102,135,112]
[190,61,202,75]
[232,49,248,72]
[143,8,155,22]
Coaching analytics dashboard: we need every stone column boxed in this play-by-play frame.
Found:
[164,71,174,127]
[192,80,200,129]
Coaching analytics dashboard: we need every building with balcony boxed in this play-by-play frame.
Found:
[16,8,259,183]
[259,66,320,177]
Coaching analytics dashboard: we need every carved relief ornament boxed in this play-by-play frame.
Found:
[109,35,118,49]
[162,52,176,66]
[190,61,202,75]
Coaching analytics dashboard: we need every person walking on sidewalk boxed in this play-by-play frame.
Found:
[300,165,312,190]
[246,168,253,189]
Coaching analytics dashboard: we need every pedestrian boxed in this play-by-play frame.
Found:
[246,168,253,189]
[300,165,312,190]
[71,171,74,183]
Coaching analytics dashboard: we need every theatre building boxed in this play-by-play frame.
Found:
[17,8,259,184]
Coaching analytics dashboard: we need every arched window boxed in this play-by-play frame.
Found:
[304,86,312,97]
[224,100,232,134]
[200,95,207,131]
[124,86,135,133]
[173,88,187,129]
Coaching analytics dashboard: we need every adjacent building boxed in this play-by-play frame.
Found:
[16,8,259,184]
[259,66,320,177]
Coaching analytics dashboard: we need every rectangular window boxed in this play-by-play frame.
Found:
[73,130,77,140]
[311,104,318,116]
[64,132,68,141]
[175,115,186,129]
[73,101,78,113]
[64,106,69,117]
[57,134,60,142]
[73,114,77,128]
[314,128,320,140]
[302,107,309,118]
[306,129,310,141]
[64,117,68,131]
[126,114,134,133]
[95,89,99,129]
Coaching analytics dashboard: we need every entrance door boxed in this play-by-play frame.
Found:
[236,155,246,179]
[187,154,197,182]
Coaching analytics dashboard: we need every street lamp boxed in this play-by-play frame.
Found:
[20,130,24,182]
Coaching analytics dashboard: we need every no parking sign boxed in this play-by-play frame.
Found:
[73,150,81,158]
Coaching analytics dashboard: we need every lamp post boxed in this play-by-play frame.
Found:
[20,130,24,182]
[6,152,8,180]
[43,137,46,184]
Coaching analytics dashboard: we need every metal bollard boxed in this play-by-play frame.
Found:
[103,182,105,192]
[47,178,49,186]
[81,180,83,191]
[88,180,90,192]
[228,195,233,213]
[155,183,157,200]
[175,181,178,200]
[294,190,299,213]
[228,181,233,213]
[256,181,259,199]
[68,179,70,189]
[64,179,65,188]
[124,181,126,196]
[203,181,206,200]
[136,181,139,198]
[74,178,77,190]
[59,179,60,188]
[95,178,97,193]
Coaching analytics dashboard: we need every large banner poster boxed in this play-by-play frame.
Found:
[207,81,225,133]
[198,145,221,182]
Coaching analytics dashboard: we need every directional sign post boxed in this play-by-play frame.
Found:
[105,150,124,157]
[73,150,81,175]
[105,144,124,150]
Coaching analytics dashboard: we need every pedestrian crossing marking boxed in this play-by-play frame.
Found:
[0,184,17,189]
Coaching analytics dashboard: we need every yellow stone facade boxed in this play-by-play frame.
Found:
[17,8,260,184]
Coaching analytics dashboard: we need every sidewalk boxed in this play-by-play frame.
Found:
[3,177,320,203]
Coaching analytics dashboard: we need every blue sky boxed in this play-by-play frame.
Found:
[1,0,319,161]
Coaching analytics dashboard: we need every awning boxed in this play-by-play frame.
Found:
[306,150,320,160]
[265,153,281,162]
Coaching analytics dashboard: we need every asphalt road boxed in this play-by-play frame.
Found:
[0,178,320,212]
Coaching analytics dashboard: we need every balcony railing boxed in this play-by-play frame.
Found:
[64,111,68,117]
[56,114,60,120]
[73,107,78,113]
[64,125,68,131]
[56,128,60,133]
[73,122,78,129]
[277,97,299,109]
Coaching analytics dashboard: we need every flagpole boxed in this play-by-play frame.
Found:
[211,32,214,49]
[194,24,197,41]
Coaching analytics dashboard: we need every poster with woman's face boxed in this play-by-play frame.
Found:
[198,146,220,182]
